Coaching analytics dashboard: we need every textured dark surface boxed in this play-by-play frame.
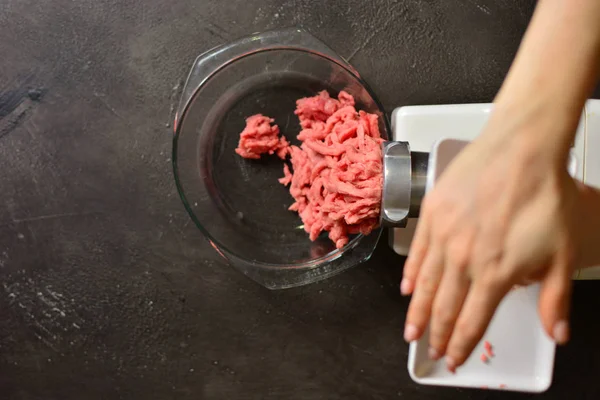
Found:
[1,0,600,399]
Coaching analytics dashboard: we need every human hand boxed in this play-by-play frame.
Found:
[400,108,580,372]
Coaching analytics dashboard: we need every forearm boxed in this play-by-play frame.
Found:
[494,0,600,156]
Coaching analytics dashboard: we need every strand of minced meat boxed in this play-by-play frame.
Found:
[236,90,383,249]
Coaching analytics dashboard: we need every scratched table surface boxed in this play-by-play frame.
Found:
[1,1,600,399]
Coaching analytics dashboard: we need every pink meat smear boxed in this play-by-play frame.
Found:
[237,90,383,249]
[235,114,289,160]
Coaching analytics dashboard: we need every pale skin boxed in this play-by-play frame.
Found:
[401,0,600,372]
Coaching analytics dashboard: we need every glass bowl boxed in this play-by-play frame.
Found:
[173,28,390,289]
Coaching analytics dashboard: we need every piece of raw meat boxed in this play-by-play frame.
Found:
[235,114,289,160]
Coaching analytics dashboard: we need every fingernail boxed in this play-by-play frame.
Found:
[446,356,457,373]
[553,320,570,345]
[428,347,441,360]
[404,324,418,342]
[400,279,412,296]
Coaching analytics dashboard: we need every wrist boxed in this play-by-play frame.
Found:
[488,98,576,165]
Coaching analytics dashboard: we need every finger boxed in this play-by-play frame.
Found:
[401,210,431,296]
[445,275,510,372]
[404,246,444,343]
[428,266,470,360]
[539,254,573,345]
[429,233,473,360]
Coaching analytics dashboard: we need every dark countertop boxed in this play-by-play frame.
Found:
[1,1,600,399]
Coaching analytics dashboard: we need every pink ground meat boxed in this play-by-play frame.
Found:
[235,114,289,160]
[237,90,383,249]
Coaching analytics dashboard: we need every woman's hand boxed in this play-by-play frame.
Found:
[399,0,600,372]
[401,107,580,372]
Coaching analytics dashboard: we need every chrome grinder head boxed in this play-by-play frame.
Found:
[381,141,429,227]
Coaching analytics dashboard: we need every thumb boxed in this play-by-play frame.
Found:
[538,258,573,345]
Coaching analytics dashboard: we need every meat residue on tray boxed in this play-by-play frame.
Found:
[235,90,383,249]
